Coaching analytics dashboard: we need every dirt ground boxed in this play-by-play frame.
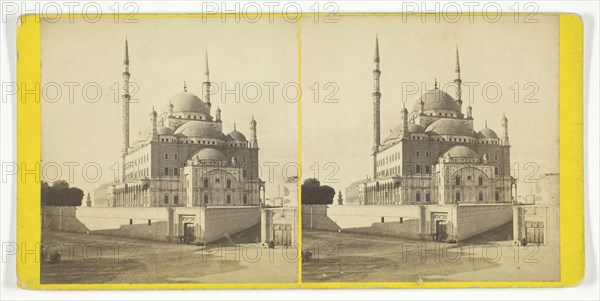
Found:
[302,226,560,283]
[40,230,298,284]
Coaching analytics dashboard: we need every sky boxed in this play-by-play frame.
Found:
[40,16,299,199]
[300,15,559,198]
[40,15,560,201]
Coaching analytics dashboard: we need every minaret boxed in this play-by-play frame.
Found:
[121,38,131,182]
[215,106,222,122]
[454,46,463,111]
[204,51,212,113]
[372,35,381,179]
[467,104,472,118]
[501,113,510,146]
[86,193,92,207]
[401,104,409,139]
[249,115,258,148]
[151,106,158,141]
[168,101,174,117]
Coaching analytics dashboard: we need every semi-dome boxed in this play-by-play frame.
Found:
[157,126,174,135]
[477,127,498,138]
[174,121,223,139]
[169,91,210,114]
[411,89,461,113]
[191,148,227,162]
[425,119,473,136]
[227,130,247,141]
[384,123,425,142]
[442,145,479,158]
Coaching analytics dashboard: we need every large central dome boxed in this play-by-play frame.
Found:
[411,89,461,113]
[174,121,223,139]
[170,91,210,114]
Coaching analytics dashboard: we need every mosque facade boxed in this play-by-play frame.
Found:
[346,37,517,208]
[105,39,265,208]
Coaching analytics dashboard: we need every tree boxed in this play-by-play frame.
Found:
[41,180,84,207]
[301,178,335,205]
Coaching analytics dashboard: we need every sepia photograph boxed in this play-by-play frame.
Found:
[39,16,299,284]
[300,15,560,283]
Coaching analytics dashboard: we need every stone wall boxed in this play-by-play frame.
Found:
[341,220,422,240]
[302,205,422,230]
[93,222,169,242]
[457,204,513,240]
[42,207,88,233]
[41,206,260,244]
[202,206,260,243]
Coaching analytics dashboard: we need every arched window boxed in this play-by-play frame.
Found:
[204,193,209,204]
[226,178,232,189]
[455,176,461,185]
[495,191,500,202]
[226,194,231,204]
[164,153,169,160]
[174,194,179,205]
[478,191,484,202]
[478,176,484,186]
[425,191,431,203]
[203,178,209,188]
[455,191,461,203]
[163,194,169,204]
[494,166,499,175]
[416,150,420,158]
[243,194,247,204]
[416,191,421,202]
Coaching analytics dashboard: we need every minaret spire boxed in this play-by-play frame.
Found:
[454,45,463,109]
[249,116,258,149]
[204,50,212,113]
[372,35,382,179]
[121,37,131,182]
[501,113,510,146]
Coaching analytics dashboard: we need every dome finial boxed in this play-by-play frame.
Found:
[434,78,438,89]
[485,120,488,128]
[183,81,187,92]
[234,122,236,131]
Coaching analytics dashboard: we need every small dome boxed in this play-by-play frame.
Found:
[174,121,223,139]
[169,91,210,114]
[412,89,460,113]
[477,128,498,138]
[442,145,479,158]
[191,148,227,162]
[157,126,174,135]
[227,130,247,141]
[425,119,473,137]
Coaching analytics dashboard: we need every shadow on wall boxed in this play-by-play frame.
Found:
[42,206,169,242]
[42,206,90,233]
[93,222,169,242]
[336,220,422,240]
[301,205,341,231]
[210,223,262,245]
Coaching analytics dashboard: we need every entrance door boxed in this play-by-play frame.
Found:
[273,224,292,247]
[183,223,195,244]
[525,223,544,244]
[435,220,448,241]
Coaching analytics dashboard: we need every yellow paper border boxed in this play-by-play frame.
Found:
[16,13,583,289]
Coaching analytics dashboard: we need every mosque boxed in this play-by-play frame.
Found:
[336,37,517,241]
[104,39,265,208]
[345,37,516,207]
